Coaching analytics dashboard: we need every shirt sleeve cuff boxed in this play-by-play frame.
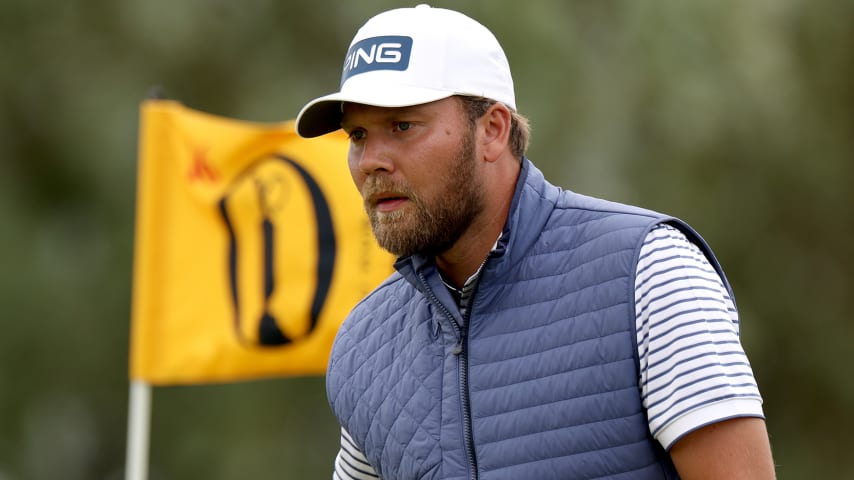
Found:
[658,398,765,451]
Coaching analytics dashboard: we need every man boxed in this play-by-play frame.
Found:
[296,5,775,479]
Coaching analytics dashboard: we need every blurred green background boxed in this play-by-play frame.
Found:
[1,0,852,478]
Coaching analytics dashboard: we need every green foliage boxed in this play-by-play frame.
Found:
[0,0,851,478]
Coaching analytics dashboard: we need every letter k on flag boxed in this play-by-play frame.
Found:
[129,100,394,385]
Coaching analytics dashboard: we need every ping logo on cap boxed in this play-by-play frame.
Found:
[341,35,413,85]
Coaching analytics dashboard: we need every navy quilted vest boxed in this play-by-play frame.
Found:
[327,160,725,479]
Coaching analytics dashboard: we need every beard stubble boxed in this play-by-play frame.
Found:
[362,129,483,258]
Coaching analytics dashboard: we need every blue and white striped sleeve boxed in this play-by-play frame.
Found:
[635,224,764,450]
[333,428,380,480]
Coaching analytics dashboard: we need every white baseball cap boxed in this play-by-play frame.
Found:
[295,4,516,138]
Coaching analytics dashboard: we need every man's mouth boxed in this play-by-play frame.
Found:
[370,193,409,213]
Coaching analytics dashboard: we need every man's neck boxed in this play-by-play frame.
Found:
[435,236,494,288]
[436,152,521,287]
[435,196,512,287]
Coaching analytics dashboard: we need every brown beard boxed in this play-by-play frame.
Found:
[361,129,483,258]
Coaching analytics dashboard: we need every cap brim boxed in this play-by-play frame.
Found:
[295,86,456,138]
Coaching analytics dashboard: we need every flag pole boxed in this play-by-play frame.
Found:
[125,380,152,480]
[124,86,162,480]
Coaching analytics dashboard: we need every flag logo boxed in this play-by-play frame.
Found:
[187,145,218,182]
[220,155,335,347]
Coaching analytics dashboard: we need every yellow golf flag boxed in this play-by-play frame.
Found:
[129,100,394,385]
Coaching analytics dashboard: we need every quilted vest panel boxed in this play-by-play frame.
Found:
[326,160,723,479]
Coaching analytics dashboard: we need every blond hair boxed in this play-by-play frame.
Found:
[458,96,531,160]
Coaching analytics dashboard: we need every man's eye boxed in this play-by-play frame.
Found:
[348,129,366,141]
[395,122,412,132]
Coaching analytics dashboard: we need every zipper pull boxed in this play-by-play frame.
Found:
[453,341,464,355]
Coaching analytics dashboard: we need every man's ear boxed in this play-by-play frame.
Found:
[479,103,512,162]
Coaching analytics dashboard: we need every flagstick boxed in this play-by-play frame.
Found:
[125,380,152,480]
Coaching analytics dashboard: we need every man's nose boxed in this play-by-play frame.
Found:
[354,137,395,175]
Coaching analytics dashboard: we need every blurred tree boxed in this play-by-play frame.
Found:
[0,0,851,478]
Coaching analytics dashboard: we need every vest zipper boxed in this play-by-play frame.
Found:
[418,272,479,480]
[458,324,478,480]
